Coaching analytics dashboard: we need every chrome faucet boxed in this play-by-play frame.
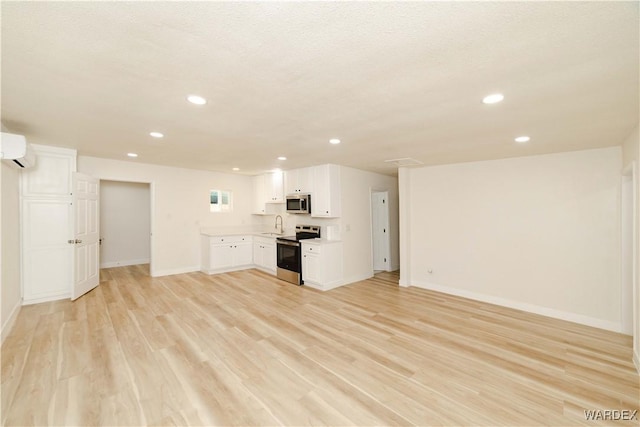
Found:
[275,215,284,234]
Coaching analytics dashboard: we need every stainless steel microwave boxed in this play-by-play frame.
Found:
[286,194,311,214]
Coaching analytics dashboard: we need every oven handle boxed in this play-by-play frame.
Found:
[277,240,300,247]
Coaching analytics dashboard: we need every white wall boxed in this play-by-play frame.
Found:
[78,156,258,276]
[340,166,399,283]
[1,163,22,342]
[401,147,622,331]
[100,180,151,268]
[621,125,640,370]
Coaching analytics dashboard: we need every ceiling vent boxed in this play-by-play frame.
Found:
[384,157,423,167]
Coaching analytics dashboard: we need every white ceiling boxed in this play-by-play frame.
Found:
[1,2,638,176]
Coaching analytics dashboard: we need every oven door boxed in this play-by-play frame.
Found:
[277,240,300,271]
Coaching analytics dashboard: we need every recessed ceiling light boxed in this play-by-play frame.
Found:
[149,132,164,138]
[127,153,138,158]
[482,93,504,104]
[277,156,287,161]
[329,138,341,145]
[187,95,207,105]
[515,136,531,143]
[232,167,240,171]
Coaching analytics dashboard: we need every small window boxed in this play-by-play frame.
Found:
[210,189,232,213]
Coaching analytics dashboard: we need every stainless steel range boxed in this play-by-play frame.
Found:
[276,225,320,285]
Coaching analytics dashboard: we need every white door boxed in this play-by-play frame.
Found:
[72,173,100,300]
[371,191,390,271]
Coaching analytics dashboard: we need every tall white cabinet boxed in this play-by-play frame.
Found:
[21,145,77,304]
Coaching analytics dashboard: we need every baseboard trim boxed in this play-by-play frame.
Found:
[410,280,622,333]
[22,292,70,305]
[101,258,150,269]
[151,265,200,277]
[1,301,22,344]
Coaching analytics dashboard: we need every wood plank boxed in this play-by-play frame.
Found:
[1,265,637,426]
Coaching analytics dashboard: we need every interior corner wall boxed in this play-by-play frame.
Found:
[1,163,22,343]
[404,147,622,331]
[621,124,640,370]
[100,180,151,268]
[77,156,257,277]
[339,166,399,284]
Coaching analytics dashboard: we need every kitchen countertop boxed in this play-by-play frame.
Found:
[201,230,341,243]
[301,238,342,244]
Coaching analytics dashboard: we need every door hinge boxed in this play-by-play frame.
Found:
[384,257,387,262]
[383,228,386,233]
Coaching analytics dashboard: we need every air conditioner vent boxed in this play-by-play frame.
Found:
[384,157,423,167]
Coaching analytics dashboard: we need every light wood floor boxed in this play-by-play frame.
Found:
[2,266,638,426]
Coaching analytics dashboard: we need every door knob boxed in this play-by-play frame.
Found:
[75,239,82,244]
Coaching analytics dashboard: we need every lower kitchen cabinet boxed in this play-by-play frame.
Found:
[301,240,343,290]
[201,235,253,274]
[253,237,276,273]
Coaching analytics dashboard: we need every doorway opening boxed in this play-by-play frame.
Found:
[371,190,391,272]
[100,180,152,274]
[621,164,636,336]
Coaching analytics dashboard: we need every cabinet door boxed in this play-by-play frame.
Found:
[264,242,276,271]
[210,243,233,270]
[253,242,263,267]
[252,175,267,214]
[303,253,321,284]
[22,199,73,302]
[297,167,312,193]
[312,164,341,217]
[285,169,298,194]
[269,171,284,202]
[234,242,253,266]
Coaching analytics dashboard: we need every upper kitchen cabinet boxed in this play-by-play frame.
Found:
[311,164,341,218]
[285,167,312,194]
[252,171,284,214]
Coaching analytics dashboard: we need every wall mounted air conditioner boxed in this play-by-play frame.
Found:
[0,132,36,169]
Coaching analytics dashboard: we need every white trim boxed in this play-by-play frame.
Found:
[100,258,150,269]
[305,278,346,292]
[1,301,22,344]
[398,279,411,287]
[621,162,636,336]
[410,280,622,333]
[398,167,411,287]
[200,265,253,276]
[152,265,200,277]
[22,291,70,305]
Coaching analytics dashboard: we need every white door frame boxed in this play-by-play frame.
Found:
[98,178,154,276]
[621,162,637,339]
[370,189,391,272]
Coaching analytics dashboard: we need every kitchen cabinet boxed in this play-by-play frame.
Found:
[252,171,284,214]
[285,167,313,194]
[201,235,253,274]
[301,240,343,290]
[21,144,77,304]
[311,164,341,218]
[253,236,276,273]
